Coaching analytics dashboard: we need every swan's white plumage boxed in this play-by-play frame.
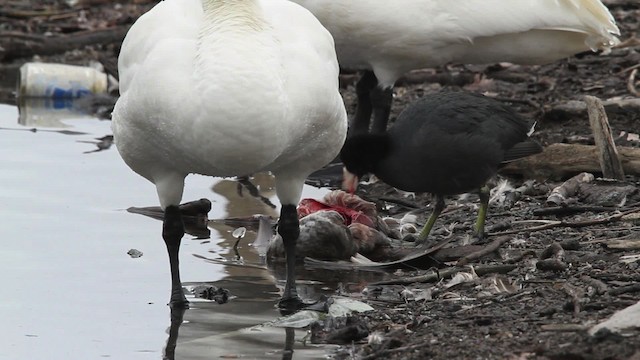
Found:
[291,0,620,86]
[112,0,347,208]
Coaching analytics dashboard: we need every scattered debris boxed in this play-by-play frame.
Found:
[126,248,143,258]
[190,285,230,304]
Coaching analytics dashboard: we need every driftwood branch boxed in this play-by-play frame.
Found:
[544,98,640,121]
[502,143,640,180]
[0,26,129,61]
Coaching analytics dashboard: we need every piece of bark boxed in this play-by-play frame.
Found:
[585,95,625,180]
[579,182,637,207]
[502,143,640,180]
[546,172,594,206]
[605,238,640,250]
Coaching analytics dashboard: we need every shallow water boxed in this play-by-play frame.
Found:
[0,102,358,359]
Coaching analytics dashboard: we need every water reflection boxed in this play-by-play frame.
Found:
[18,97,93,128]
[163,307,185,360]
[78,134,114,153]
[162,278,310,360]
[208,173,279,262]
[14,97,115,153]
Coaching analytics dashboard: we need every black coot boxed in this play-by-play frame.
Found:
[340,91,542,240]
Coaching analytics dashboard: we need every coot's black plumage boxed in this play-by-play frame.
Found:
[340,91,543,240]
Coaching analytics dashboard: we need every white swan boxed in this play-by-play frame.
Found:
[291,0,621,134]
[112,0,347,310]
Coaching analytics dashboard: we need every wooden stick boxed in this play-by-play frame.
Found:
[456,235,512,266]
[584,95,625,180]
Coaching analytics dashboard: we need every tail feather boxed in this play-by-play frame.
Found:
[560,0,621,50]
[502,140,543,164]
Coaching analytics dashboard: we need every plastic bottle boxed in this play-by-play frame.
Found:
[18,62,108,99]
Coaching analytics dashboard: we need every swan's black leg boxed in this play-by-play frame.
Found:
[163,205,189,309]
[350,70,378,136]
[277,204,303,311]
[370,85,393,133]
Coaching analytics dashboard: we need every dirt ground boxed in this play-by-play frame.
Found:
[1,1,639,359]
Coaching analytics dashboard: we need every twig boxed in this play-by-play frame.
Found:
[615,63,640,75]
[370,264,518,286]
[456,235,512,266]
[628,69,639,97]
[532,205,624,217]
[489,207,640,236]
[360,342,432,360]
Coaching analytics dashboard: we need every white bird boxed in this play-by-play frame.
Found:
[112,0,347,310]
[291,0,621,135]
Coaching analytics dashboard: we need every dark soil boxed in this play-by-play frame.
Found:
[2,1,639,359]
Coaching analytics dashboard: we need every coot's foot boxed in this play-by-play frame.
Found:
[401,233,419,243]
[471,232,488,244]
